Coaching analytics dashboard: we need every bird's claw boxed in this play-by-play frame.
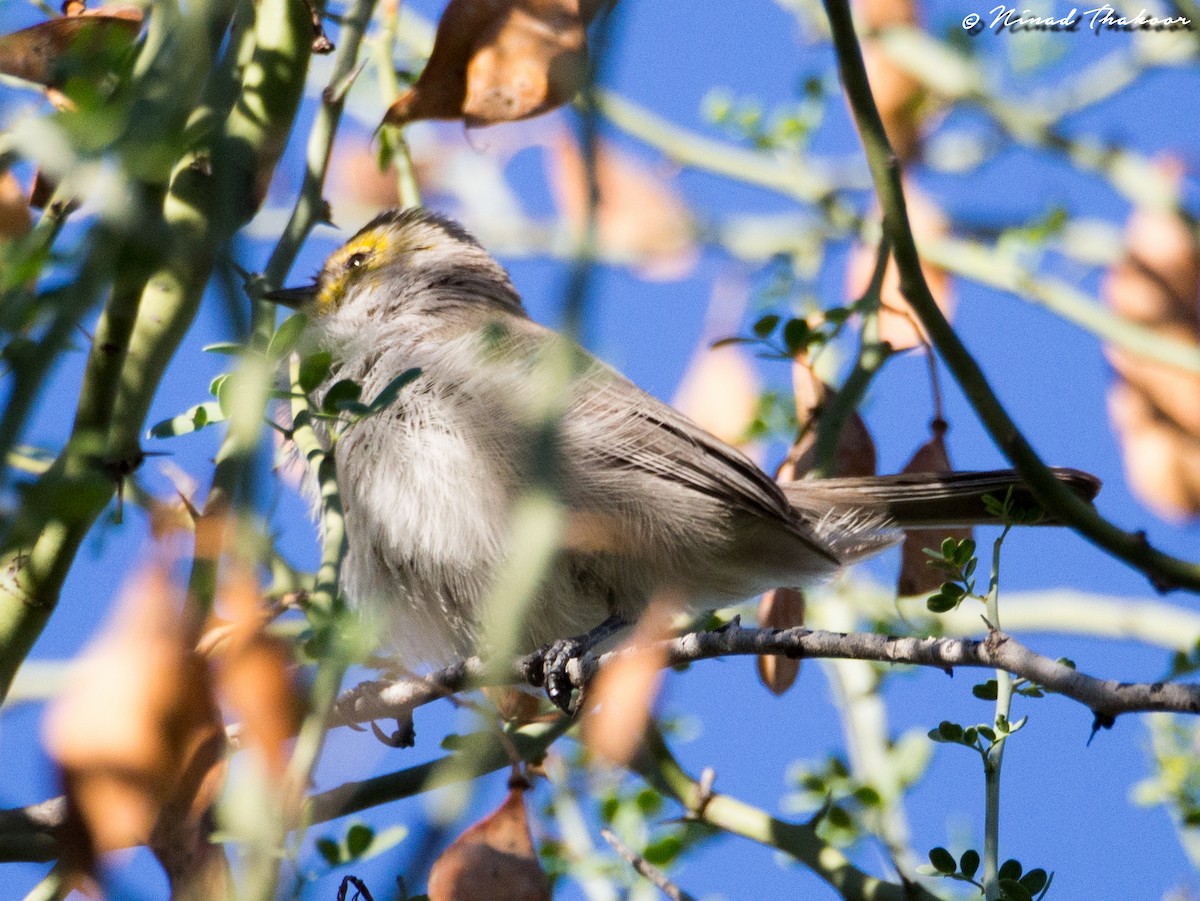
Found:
[524,638,586,714]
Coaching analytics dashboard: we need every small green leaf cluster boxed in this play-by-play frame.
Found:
[924,537,978,613]
[713,309,852,361]
[972,662,1071,702]
[1165,638,1200,680]
[982,489,1045,526]
[148,314,310,440]
[701,81,826,151]
[315,821,408,869]
[1133,715,1200,834]
[598,784,710,870]
[314,368,422,427]
[920,848,1051,900]
[928,716,1026,762]
[785,755,884,847]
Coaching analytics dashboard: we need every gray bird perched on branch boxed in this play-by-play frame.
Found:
[269,207,1100,710]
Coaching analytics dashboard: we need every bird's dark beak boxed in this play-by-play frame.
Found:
[264,283,318,309]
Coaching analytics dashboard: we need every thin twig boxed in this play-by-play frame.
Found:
[600,828,698,901]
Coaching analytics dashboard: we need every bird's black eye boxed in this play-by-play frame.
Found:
[346,251,368,270]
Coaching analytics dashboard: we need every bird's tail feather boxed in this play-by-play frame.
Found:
[780,467,1101,531]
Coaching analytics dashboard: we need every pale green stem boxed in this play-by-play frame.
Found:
[982,526,1012,901]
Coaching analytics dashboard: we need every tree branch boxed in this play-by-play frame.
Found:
[327,623,1200,734]
[821,0,1200,593]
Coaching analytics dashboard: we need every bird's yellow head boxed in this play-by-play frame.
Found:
[268,208,519,319]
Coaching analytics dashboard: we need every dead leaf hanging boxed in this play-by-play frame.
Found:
[427,780,551,901]
[896,421,973,597]
[0,7,142,88]
[43,564,226,883]
[547,130,698,279]
[755,587,806,695]
[845,183,952,351]
[382,0,594,128]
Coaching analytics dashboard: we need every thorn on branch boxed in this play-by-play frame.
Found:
[1088,711,1116,745]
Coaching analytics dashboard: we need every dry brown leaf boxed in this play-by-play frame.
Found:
[1108,381,1200,521]
[483,686,544,723]
[383,0,593,128]
[856,0,926,162]
[787,365,878,478]
[43,564,226,873]
[427,782,551,901]
[209,570,300,783]
[580,596,677,767]
[861,43,924,163]
[672,342,759,446]
[846,184,952,350]
[547,130,697,279]
[755,587,805,695]
[1104,202,1200,436]
[0,171,31,240]
[0,7,141,87]
[896,424,973,596]
[1103,172,1200,520]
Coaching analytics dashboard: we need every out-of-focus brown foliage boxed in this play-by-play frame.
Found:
[1104,186,1200,521]
[581,596,676,766]
[673,342,759,447]
[755,373,877,694]
[204,569,301,783]
[856,0,927,162]
[427,781,551,901]
[846,184,952,351]
[43,565,226,882]
[547,130,697,279]
[0,171,32,240]
[787,365,878,478]
[382,0,595,128]
[896,421,973,596]
[0,5,141,87]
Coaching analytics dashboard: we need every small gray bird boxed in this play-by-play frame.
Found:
[271,208,1099,707]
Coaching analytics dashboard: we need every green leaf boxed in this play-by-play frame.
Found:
[316,837,341,866]
[298,350,332,393]
[346,823,373,858]
[977,725,996,742]
[852,786,882,808]
[826,805,852,829]
[1020,868,1049,894]
[752,314,780,338]
[928,846,956,874]
[600,796,620,823]
[268,312,309,359]
[973,680,999,700]
[938,721,963,742]
[959,849,980,880]
[998,859,1023,881]
[147,401,225,439]
[643,834,683,866]
[782,318,810,354]
[635,788,664,816]
[999,879,1033,901]
[365,367,422,415]
[203,342,243,355]
[322,379,362,414]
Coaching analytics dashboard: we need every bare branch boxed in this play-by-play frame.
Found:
[328,623,1200,733]
[601,827,698,901]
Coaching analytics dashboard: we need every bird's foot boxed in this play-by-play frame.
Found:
[522,614,630,714]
